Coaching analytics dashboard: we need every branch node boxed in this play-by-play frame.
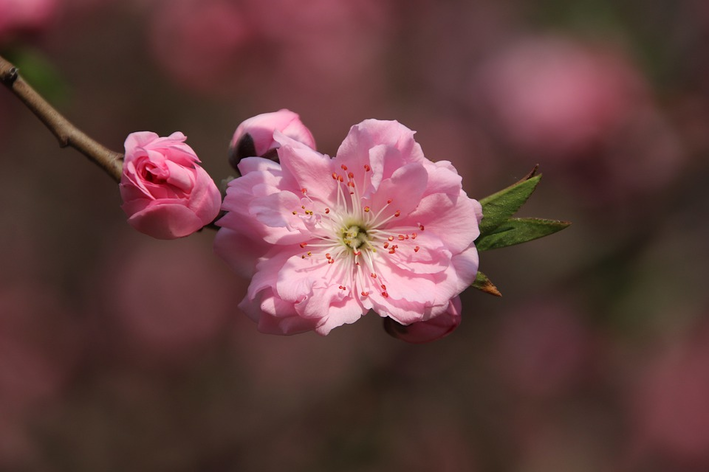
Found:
[7,67,19,85]
[0,66,19,86]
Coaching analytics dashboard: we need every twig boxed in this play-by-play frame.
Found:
[0,55,124,182]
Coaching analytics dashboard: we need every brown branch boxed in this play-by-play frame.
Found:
[0,55,124,182]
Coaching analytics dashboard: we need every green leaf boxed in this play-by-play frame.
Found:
[476,217,571,252]
[472,271,502,297]
[478,173,541,235]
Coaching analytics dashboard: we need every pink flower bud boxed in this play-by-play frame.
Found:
[120,131,221,239]
[228,109,315,169]
[384,296,463,344]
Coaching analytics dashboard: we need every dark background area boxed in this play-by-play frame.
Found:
[2,0,709,470]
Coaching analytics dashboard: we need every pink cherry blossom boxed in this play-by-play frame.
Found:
[215,119,482,340]
[229,109,316,168]
[120,131,221,239]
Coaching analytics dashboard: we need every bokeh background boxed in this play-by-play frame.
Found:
[2,0,709,470]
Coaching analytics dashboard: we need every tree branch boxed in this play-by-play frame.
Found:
[0,55,124,182]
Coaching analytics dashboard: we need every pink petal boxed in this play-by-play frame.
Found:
[276,135,336,203]
[401,192,482,254]
[126,203,203,239]
[369,162,428,221]
[239,288,318,335]
[384,296,462,343]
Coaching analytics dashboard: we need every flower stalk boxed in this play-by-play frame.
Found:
[0,54,124,182]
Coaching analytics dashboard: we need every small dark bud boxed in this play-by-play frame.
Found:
[228,132,257,172]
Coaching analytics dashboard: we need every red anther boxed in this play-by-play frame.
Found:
[381,284,387,290]
[332,172,338,180]
[419,224,425,231]
[325,208,330,214]
[387,236,394,241]
[370,273,377,278]
[383,242,389,249]
[301,188,307,194]
[398,234,405,240]
[299,242,308,248]
[338,175,344,182]
[394,210,401,217]
[354,251,361,256]
[381,291,389,298]
[364,164,371,172]
[361,291,369,297]
[387,199,392,204]
[347,181,355,188]
[411,233,417,239]
[414,246,420,252]
[341,164,348,171]
[325,253,331,259]
[348,172,354,179]
[364,206,370,212]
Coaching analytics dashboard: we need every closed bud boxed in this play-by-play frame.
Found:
[228,109,315,171]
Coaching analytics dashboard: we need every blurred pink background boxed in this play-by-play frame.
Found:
[2,0,709,470]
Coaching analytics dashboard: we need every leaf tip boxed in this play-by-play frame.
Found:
[472,271,502,297]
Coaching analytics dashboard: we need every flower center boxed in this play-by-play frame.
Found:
[342,224,369,251]
[293,163,426,299]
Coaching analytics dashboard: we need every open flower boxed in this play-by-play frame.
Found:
[215,119,482,341]
[120,131,221,239]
